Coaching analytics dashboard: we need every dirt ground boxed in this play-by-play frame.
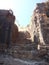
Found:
[0,54,49,65]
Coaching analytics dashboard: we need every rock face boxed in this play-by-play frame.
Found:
[0,10,19,51]
[0,10,15,50]
[11,24,19,43]
[30,2,49,45]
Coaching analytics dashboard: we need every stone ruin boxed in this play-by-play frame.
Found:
[0,10,19,50]
[0,1,49,65]
[30,1,49,47]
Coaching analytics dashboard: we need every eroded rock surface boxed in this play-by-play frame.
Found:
[30,1,49,45]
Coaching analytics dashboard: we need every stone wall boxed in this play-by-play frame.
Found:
[30,2,49,45]
[11,24,19,43]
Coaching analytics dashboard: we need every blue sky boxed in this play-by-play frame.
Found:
[15,0,46,27]
[0,0,46,27]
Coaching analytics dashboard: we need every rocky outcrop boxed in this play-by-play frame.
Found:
[30,2,49,45]
[0,10,19,48]
[0,10,16,50]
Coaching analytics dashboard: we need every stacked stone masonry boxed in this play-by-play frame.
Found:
[31,2,49,45]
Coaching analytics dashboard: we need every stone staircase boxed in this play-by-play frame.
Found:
[7,31,38,60]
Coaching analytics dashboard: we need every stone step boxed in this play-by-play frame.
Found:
[7,46,48,60]
[7,43,38,60]
[10,43,37,51]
